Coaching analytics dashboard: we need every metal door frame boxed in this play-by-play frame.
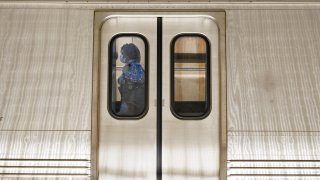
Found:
[92,11,226,180]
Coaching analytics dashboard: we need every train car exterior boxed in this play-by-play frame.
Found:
[0,1,319,179]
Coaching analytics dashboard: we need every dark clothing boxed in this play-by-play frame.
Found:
[118,62,145,116]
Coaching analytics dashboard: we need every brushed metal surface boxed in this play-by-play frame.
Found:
[0,131,90,159]
[0,160,91,177]
[0,131,91,178]
[2,2,320,11]
[228,132,320,160]
[227,10,320,133]
[2,0,320,3]
[0,160,90,167]
[0,9,93,131]
[227,9,320,178]
[98,16,158,179]
[228,160,320,179]
[0,8,93,178]
[162,16,221,179]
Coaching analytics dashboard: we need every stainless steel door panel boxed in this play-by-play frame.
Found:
[162,17,220,179]
[97,14,224,179]
[99,17,157,179]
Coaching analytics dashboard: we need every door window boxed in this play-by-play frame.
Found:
[171,34,211,119]
[108,34,149,119]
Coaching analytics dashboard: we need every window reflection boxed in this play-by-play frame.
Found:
[171,35,210,119]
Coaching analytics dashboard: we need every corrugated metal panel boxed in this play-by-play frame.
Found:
[0,159,90,178]
[228,160,320,179]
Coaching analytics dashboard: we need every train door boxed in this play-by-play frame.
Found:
[98,15,220,179]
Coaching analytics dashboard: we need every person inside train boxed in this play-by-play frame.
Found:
[117,43,145,116]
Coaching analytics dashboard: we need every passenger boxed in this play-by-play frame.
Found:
[117,43,145,116]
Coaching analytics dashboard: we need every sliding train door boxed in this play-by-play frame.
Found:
[162,17,220,179]
[98,15,220,179]
[99,17,158,179]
